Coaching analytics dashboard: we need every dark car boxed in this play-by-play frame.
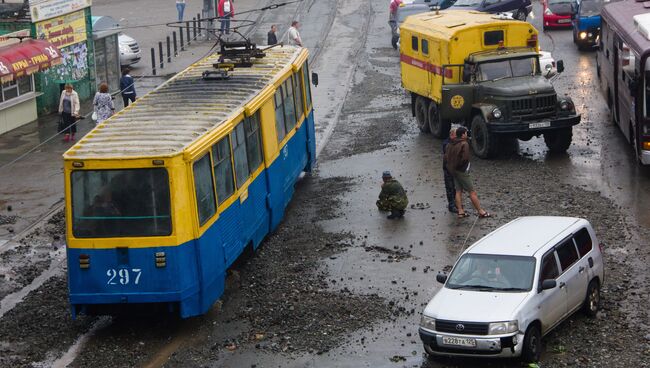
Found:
[390,0,456,49]
[448,0,532,20]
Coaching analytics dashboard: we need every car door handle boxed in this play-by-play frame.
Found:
[559,282,566,289]
[579,266,585,273]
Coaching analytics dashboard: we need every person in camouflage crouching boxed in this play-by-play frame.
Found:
[376,171,408,219]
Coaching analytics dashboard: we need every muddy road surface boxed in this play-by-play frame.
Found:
[1,0,650,367]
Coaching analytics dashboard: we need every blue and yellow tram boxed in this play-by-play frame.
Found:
[63,46,315,318]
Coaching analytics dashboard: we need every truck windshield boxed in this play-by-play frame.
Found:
[446,254,536,291]
[71,168,172,238]
[579,0,603,16]
[477,57,538,81]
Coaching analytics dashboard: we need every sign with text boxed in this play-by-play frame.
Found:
[29,0,92,22]
[35,10,87,49]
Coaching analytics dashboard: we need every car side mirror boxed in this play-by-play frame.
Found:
[540,279,557,291]
[556,60,564,74]
[436,273,447,284]
[311,72,319,87]
[462,64,471,83]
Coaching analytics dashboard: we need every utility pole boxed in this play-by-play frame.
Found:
[202,0,215,40]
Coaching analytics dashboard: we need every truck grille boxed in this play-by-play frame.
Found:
[510,95,556,120]
[128,43,140,53]
[435,320,489,335]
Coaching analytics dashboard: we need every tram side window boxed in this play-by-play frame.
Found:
[284,78,297,131]
[193,154,217,225]
[292,73,304,120]
[302,64,312,109]
[71,169,171,238]
[244,111,263,172]
[232,121,250,187]
[212,137,235,203]
[274,87,287,142]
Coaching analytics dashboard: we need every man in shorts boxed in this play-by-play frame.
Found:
[444,127,491,219]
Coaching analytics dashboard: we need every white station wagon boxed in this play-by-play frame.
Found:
[419,216,604,362]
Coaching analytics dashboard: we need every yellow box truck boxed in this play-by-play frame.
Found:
[400,10,580,158]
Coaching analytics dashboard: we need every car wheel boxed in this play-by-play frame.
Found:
[470,114,497,158]
[415,96,430,133]
[428,102,449,138]
[543,127,573,153]
[522,324,542,363]
[515,8,527,21]
[583,279,600,317]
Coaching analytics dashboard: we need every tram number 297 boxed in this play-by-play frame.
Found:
[106,268,142,285]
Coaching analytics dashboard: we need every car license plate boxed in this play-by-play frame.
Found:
[442,336,477,347]
[558,19,571,24]
[529,121,551,129]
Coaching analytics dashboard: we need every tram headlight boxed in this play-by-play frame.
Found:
[491,107,502,119]
[579,32,587,40]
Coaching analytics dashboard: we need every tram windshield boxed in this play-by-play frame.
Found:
[71,168,172,238]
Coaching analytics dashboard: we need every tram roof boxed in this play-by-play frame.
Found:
[401,10,531,40]
[602,0,650,55]
[64,46,305,160]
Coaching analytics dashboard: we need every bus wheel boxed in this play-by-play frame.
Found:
[415,96,430,133]
[544,128,573,153]
[428,103,448,138]
[470,115,497,159]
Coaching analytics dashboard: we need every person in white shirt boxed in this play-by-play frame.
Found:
[288,21,302,47]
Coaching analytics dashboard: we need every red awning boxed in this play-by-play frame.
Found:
[0,39,62,83]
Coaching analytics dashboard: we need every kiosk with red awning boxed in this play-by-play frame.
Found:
[0,39,62,83]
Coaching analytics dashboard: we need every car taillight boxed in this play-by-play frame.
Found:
[527,34,538,48]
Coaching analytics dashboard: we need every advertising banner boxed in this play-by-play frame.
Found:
[35,10,87,49]
[29,0,92,22]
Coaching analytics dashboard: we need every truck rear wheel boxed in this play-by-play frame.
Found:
[415,96,430,133]
[427,103,449,138]
[470,115,498,159]
[544,128,573,153]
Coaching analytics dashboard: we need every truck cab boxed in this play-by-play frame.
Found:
[399,10,581,158]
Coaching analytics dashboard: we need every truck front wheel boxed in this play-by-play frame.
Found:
[470,115,498,159]
[544,128,573,153]
[415,96,430,133]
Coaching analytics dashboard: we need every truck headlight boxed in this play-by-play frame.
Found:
[488,321,518,335]
[579,32,587,40]
[420,315,436,331]
[491,107,502,119]
[559,99,571,110]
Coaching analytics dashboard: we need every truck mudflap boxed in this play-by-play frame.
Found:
[487,114,581,134]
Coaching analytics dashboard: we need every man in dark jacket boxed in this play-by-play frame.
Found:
[376,171,409,219]
[268,25,278,45]
[119,69,136,107]
[444,127,491,218]
[442,127,458,213]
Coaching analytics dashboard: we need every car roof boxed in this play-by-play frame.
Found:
[465,216,586,257]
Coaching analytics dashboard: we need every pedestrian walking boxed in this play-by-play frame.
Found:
[175,0,186,22]
[58,83,80,142]
[267,25,278,45]
[376,171,409,219]
[93,83,115,125]
[218,0,234,35]
[120,69,136,108]
[288,21,303,47]
[444,127,491,219]
[389,0,402,35]
[442,127,458,213]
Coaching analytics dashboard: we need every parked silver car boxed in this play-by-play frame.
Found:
[118,33,141,67]
[420,216,604,362]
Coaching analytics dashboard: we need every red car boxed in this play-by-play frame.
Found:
[543,0,579,30]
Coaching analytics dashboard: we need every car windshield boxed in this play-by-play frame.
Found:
[477,56,539,81]
[579,0,603,16]
[446,254,536,291]
[452,0,481,7]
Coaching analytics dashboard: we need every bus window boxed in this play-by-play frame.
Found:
[193,154,217,225]
[71,169,171,237]
[302,64,312,110]
[232,121,250,187]
[274,87,287,142]
[292,74,304,119]
[212,137,235,203]
[244,111,263,172]
[283,78,297,131]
